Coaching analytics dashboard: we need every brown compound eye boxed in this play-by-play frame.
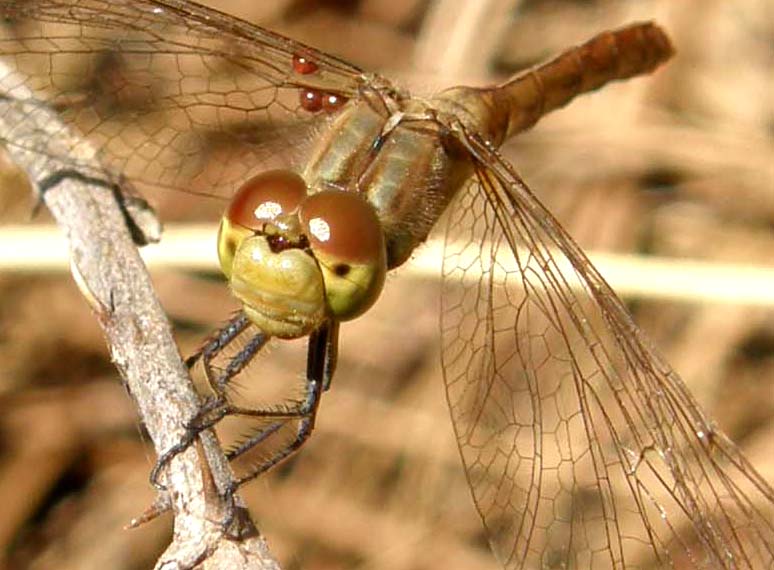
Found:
[225,170,307,230]
[218,170,308,279]
[298,190,387,321]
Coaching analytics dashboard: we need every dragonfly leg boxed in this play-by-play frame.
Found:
[150,319,337,494]
[317,318,339,392]
[204,319,338,426]
[148,312,264,489]
[185,312,251,369]
[190,329,270,428]
[227,321,339,487]
[150,321,337,530]
[184,312,269,431]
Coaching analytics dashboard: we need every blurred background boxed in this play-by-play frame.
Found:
[0,0,772,569]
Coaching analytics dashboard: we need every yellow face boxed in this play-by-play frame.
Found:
[217,170,387,339]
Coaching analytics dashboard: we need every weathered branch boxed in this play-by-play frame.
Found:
[0,62,280,570]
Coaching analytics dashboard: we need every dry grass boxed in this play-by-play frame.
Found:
[0,1,772,569]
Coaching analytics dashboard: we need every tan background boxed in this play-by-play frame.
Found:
[0,1,772,569]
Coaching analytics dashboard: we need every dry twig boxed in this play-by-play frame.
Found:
[0,60,280,570]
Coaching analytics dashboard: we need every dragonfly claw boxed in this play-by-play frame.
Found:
[149,399,227,490]
[186,397,230,430]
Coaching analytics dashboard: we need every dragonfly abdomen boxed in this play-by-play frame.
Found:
[433,21,674,147]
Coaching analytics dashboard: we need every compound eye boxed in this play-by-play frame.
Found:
[225,170,307,230]
[299,191,387,320]
[218,170,307,279]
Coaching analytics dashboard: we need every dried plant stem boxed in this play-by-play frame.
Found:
[4,224,774,307]
[0,64,279,570]
[414,0,518,77]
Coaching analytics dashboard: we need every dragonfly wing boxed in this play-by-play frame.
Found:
[440,131,774,570]
[0,0,372,199]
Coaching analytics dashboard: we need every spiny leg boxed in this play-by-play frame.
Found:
[192,326,270,428]
[316,317,339,392]
[226,320,339,488]
[150,316,338,496]
[186,311,251,369]
[149,312,266,489]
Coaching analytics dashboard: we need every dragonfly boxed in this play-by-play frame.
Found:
[0,2,772,569]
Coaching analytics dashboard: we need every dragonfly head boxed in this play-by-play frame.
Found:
[218,170,387,339]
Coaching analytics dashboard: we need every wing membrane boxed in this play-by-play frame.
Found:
[0,0,370,198]
[440,131,774,569]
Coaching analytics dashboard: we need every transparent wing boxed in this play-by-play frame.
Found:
[0,0,375,198]
[440,132,774,570]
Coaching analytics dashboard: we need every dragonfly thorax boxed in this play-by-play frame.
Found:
[217,170,387,339]
[303,94,474,269]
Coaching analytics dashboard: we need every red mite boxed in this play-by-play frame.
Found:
[322,92,346,112]
[299,88,323,112]
[295,54,348,113]
[292,53,318,75]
